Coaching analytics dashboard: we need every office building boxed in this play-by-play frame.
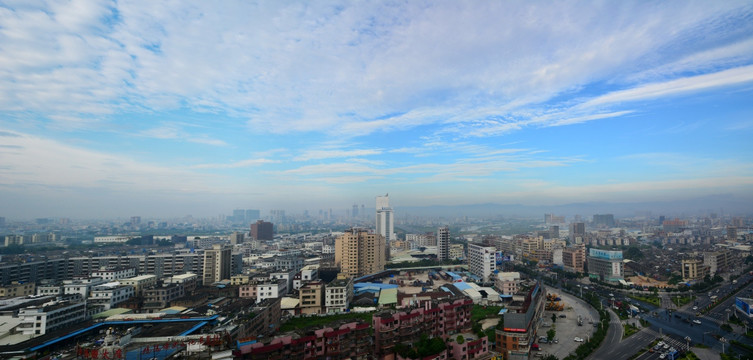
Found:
[334,228,386,278]
[468,243,496,281]
[251,220,274,241]
[569,222,586,243]
[587,249,624,282]
[592,214,615,227]
[437,226,450,261]
[375,194,394,243]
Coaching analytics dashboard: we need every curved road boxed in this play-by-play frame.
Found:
[587,309,624,360]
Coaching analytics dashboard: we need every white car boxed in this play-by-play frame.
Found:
[659,354,666,359]
[693,306,698,310]
[574,337,584,342]
[693,319,702,324]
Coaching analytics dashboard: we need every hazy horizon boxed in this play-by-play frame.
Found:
[2,2,753,219]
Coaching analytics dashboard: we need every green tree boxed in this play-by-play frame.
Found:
[547,328,556,342]
[456,335,464,344]
[543,355,559,360]
[552,313,557,323]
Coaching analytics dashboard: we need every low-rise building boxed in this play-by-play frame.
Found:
[89,283,135,311]
[0,282,36,298]
[257,279,287,302]
[164,273,198,293]
[495,281,545,360]
[299,280,325,315]
[325,276,353,313]
[18,299,87,336]
[120,274,157,296]
[91,267,136,281]
[63,277,106,298]
[681,259,709,282]
[587,249,624,283]
[143,283,185,312]
[562,244,585,273]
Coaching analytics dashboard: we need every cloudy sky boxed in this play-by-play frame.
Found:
[1,1,753,219]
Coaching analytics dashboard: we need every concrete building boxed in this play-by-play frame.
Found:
[251,220,274,241]
[495,281,545,360]
[0,282,36,298]
[143,283,185,311]
[569,222,586,243]
[18,299,87,336]
[63,277,106,298]
[91,267,136,281]
[449,243,465,260]
[587,249,624,282]
[704,249,733,275]
[562,244,586,273]
[230,231,246,245]
[334,228,386,278]
[203,244,232,285]
[681,259,709,282]
[89,283,135,311]
[437,226,450,261]
[93,235,138,244]
[299,280,325,315]
[120,275,157,296]
[495,272,521,296]
[375,194,395,243]
[257,279,287,302]
[468,243,496,282]
[164,273,198,293]
[325,276,353,313]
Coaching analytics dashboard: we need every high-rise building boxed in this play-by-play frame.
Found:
[468,243,496,281]
[562,244,585,273]
[203,244,231,285]
[352,204,359,218]
[437,226,450,261]
[130,216,141,226]
[229,231,245,245]
[245,209,260,222]
[375,194,394,243]
[592,214,615,227]
[250,220,274,240]
[232,209,245,223]
[334,228,386,278]
[569,222,585,242]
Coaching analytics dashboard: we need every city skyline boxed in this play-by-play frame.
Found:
[1,1,753,218]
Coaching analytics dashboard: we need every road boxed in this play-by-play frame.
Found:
[586,309,623,360]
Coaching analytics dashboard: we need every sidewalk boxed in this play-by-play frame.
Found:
[692,346,720,360]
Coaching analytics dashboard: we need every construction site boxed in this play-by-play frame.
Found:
[546,293,565,311]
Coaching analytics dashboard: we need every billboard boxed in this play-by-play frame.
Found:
[589,248,623,260]
[736,297,753,317]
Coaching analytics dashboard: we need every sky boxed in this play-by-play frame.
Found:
[1,1,753,219]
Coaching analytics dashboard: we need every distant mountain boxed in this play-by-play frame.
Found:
[395,194,753,219]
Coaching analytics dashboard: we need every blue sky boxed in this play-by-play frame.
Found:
[1,1,753,218]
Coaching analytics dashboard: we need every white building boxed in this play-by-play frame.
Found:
[37,284,63,297]
[325,277,353,313]
[89,283,135,311]
[18,300,87,336]
[91,267,136,281]
[63,277,106,298]
[256,279,287,302]
[468,243,496,282]
[376,194,395,243]
[93,235,137,244]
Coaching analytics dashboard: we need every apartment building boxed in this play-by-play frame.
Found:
[257,279,287,302]
[164,272,198,293]
[335,228,386,278]
[120,274,157,296]
[239,321,371,359]
[299,280,325,315]
[91,267,136,281]
[681,259,709,281]
[0,282,36,298]
[325,276,353,313]
[89,283,135,311]
[562,244,586,273]
[143,283,185,312]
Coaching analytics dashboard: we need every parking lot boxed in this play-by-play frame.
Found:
[536,286,600,359]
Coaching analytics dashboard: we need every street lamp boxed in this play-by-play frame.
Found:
[720,337,727,354]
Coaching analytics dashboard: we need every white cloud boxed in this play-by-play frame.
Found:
[294,148,382,161]
[192,158,278,169]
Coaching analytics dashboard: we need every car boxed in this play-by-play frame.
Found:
[659,354,666,359]
[559,314,566,318]
[693,320,702,324]
[693,306,698,310]
[553,338,559,344]
[574,337,584,342]
[663,344,670,350]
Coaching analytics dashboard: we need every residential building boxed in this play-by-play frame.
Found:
[203,244,232,285]
[593,214,615,227]
[325,276,353,313]
[231,274,251,286]
[569,222,585,243]
[437,226,450,261]
[299,280,325,315]
[468,243,496,282]
[373,298,473,359]
[236,298,281,340]
[587,249,624,282]
[449,243,465,260]
[89,283,135,311]
[0,282,36,298]
[257,279,287,302]
[164,273,198,293]
[230,231,245,245]
[681,259,708,282]
[562,244,586,273]
[448,335,490,360]
[63,277,106,298]
[239,321,370,359]
[36,283,62,297]
[375,194,395,243]
[91,267,136,281]
[335,228,386,278]
[18,299,87,336]
[704,249,733,275]
[495,272,521,296]
[143,283,185,312]
[120,274,157,296]
[495,281,545,360]
[239,283,257,299]
[251,220,274,241]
